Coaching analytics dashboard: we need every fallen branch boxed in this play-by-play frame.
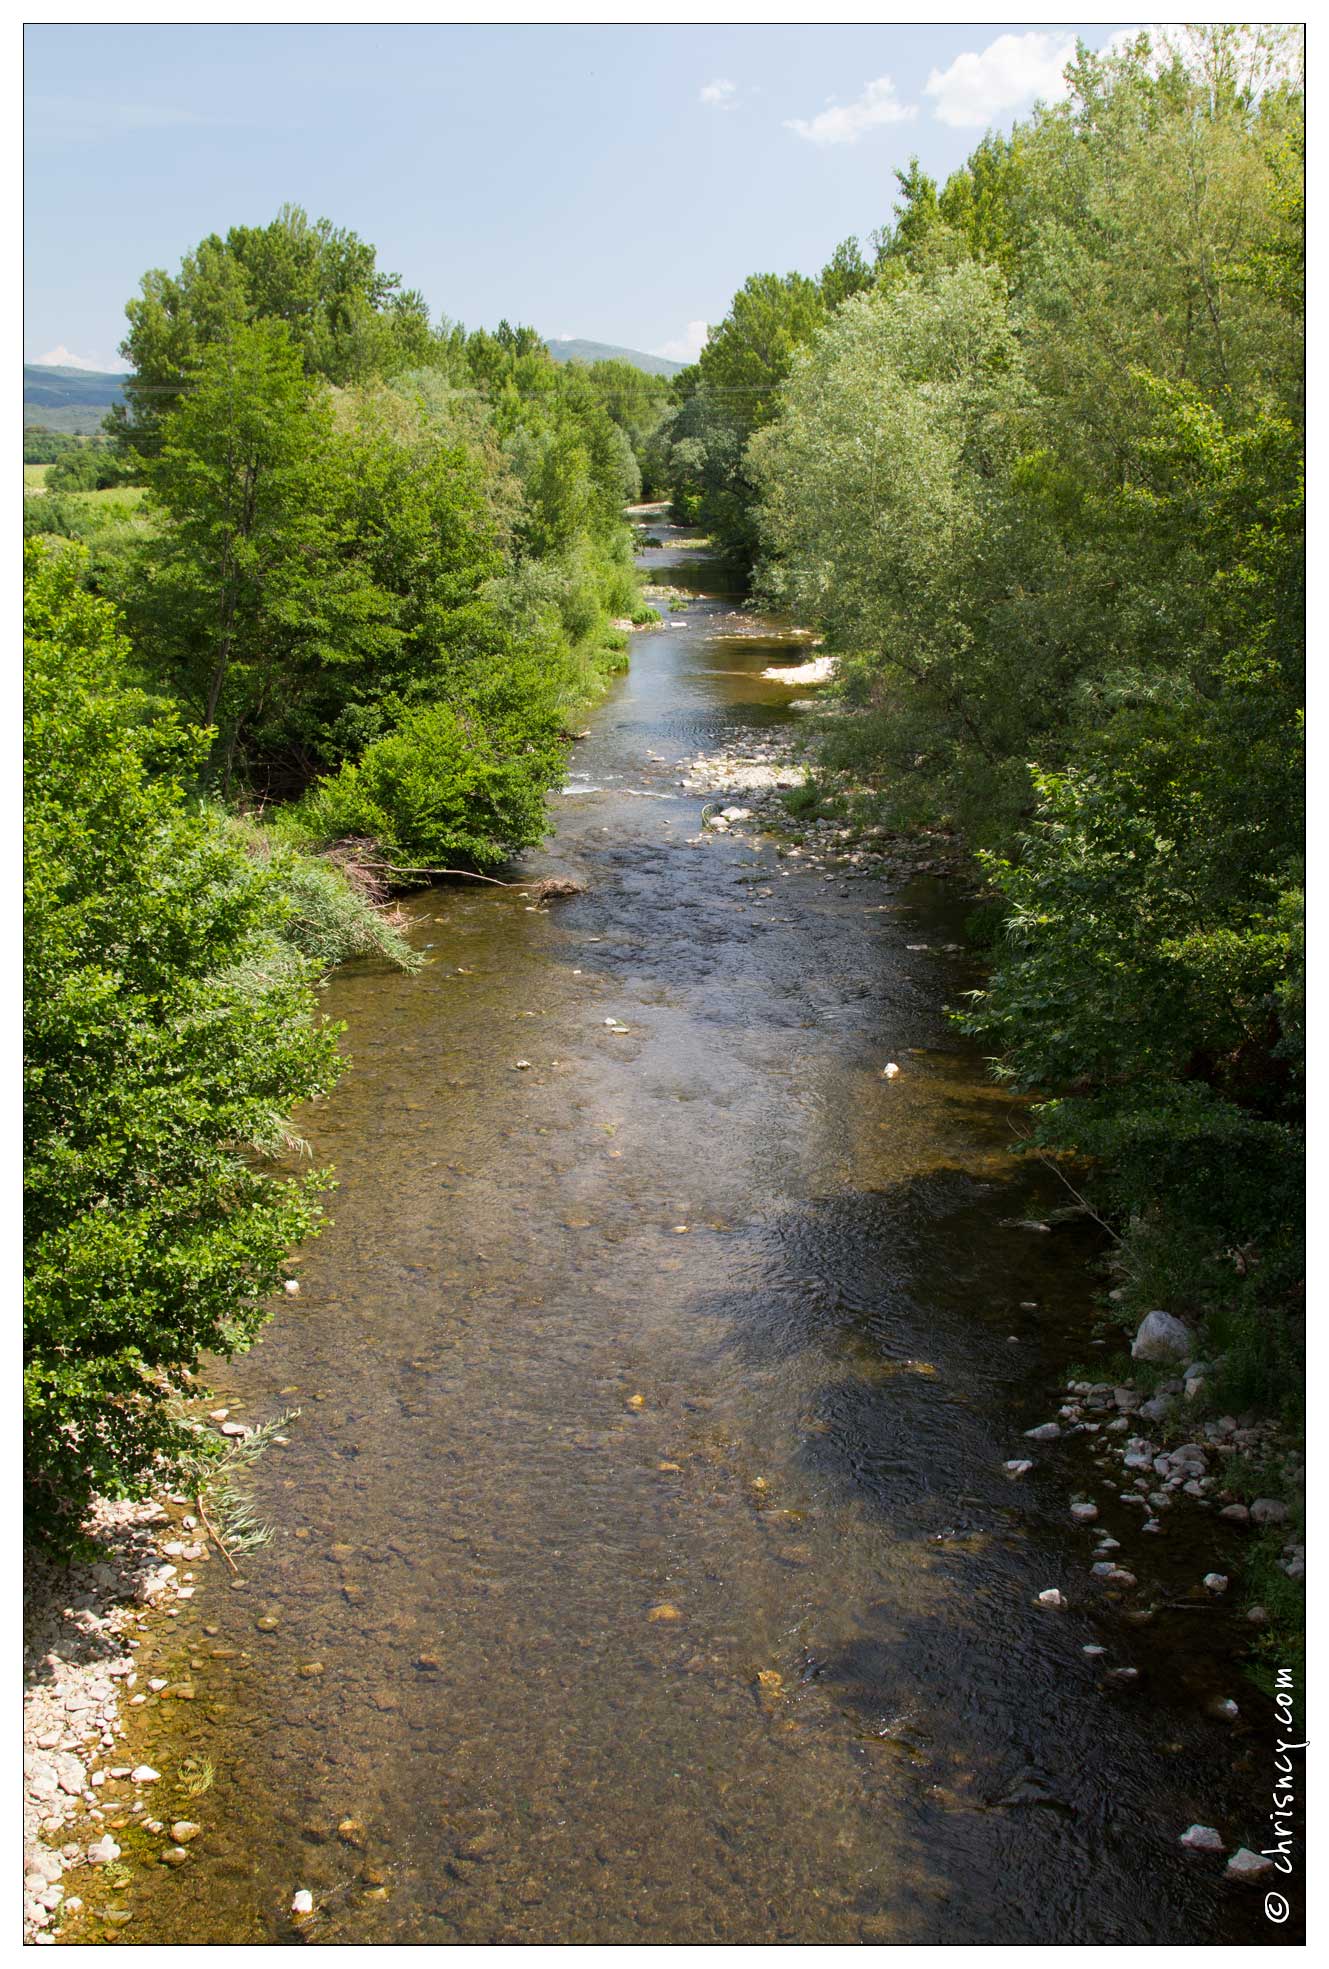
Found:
[196,1491,241,1576]
[369,861,520,888]
[1006,1118,1124,1250]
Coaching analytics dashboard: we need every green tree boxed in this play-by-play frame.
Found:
[662,271,824,560]
[111,205,438,456]
[24,542,343,1534]
[128,319,397,784]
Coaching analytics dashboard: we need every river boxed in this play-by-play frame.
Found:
[105,524,1279,1945]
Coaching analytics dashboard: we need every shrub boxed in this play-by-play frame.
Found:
[284,693,565,872]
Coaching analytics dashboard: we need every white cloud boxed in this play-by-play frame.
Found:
[924,30,1076,129]
[700,78,737,108]
[31,345,121,372]
[785,75,917,146]
[654,320,709,365]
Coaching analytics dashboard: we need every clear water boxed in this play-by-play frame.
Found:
[89,529,1283,1945]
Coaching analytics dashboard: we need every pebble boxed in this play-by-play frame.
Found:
[131,1765,160,1783]
[1180,1824,1224,1852]
[1036,1589,1066,1609]
[1208,1697,1240,1722]
[1202,1574,1229,1595]
[86,1835,121,1865]
[1003,1460,1033,1476]
[1225,1848,1274,1883]
[160,1846,190,1867]
[291,1889,314,1916]
[1024,1423,1061,1442]
[1070,1502,1099,1523]
[1131,1310,1192,1362]
[1250,1498,1289,1526]
[170,1822,202,1843]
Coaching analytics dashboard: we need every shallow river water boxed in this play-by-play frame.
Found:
[106,530,1282,1945]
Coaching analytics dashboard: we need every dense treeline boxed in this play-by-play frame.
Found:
[674,26,1305,1402]
[24,208,656,1528]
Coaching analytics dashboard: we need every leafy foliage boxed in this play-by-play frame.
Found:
[24,544,345,1534]
[741,27,1304,1367]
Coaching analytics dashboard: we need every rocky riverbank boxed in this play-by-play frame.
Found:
[23,1494,218,1941]
[1013,1305,1304,1880]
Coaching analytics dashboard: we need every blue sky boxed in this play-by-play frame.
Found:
[25,22,1134,371]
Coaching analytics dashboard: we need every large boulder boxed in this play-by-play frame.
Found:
[1130,1310,1192,1363]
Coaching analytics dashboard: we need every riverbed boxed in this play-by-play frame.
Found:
[92,527,1280,1944]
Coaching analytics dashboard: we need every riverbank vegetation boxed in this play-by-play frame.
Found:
[24,206,651,1531]
[664,27,1304,1420]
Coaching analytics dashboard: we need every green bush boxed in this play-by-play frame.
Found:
[219,814,422,972]
[24,543,343,1537]
[47,445,129,493]
[25,430,86,464]
[283,692,565,872]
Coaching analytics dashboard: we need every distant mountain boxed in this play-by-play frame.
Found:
[23,343,681,435]
[545,339,683,378]
[24,363,129,435]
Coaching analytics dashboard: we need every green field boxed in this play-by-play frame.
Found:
[81,483,146,509]
[24,463,50,490]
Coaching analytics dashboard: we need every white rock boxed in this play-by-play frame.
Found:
[1250,1498,1289,1526]
[1024,1422,1061,1441]
[1081,1643,1107,1657]
[1202,1573,1229,1595]
[1036,1588,1066,1609]
[86,1835,121,1865]
[881,1062,900,1079]
[284,1279,301,1296]
[1003,1460,1033,1476]
[291,1889,314,1916]
[1226,1848,1274,1883]
[1180,1824,1224,1852]
[131,1765,160,1784]
[1131,1310,1192,1363]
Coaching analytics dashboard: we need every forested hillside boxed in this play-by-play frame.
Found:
[23,362,128,433]
[24,206,661,1529]
[660,25,1305,1408]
